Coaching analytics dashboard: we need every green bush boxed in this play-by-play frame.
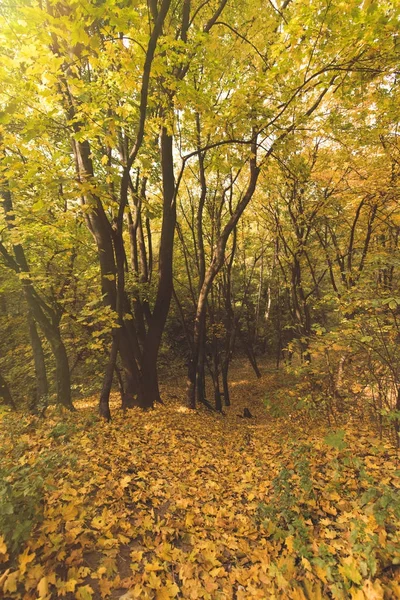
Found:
[0,433,73,559]
[0,463,44,556]
[256,438,400,592]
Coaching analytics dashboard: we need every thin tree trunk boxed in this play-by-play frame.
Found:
[238,326,262,378]
[27,310,48,411]
[99,334,119,420]
[187,140,260,408]
[49,333,74,410]
[0,369,15,409]
[141,128,176,406]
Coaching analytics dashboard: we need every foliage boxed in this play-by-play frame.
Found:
[257,436,400,597]
[0,0,399,596]
[0,416,75,557]
[1,367,399,599]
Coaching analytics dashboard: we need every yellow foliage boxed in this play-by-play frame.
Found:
[0,366,398,599]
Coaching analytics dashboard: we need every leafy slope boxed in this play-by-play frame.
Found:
[0,364,399,600]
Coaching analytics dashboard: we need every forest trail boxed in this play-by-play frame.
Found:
[0,363,399,600]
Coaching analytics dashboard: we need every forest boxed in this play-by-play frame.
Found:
[0,0,399,598]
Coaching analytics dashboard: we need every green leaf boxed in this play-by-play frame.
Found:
[323,430,347,451]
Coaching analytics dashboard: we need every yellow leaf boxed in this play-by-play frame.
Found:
[301,557,312,572]
[120,475,131,489]
[0,536,7,555]
[130,550,143,562]
[91,515,106,530]
[185,512,195,527]
[361,579,384,599]
[3,570,19,594]
[156,582,179,599]
[339,558,362,585]
[290,588,307,600]
[0,568,10,590]
[118,534,130,544]
[285,535,294,552]
[315,564,328,584]
[19,548,35,574]
[37,576,49,598]
[99,576,113,598]
[65,579,78,592]
[350,588,365,599]
[145,562,164,572]
[63,503,79,520]
[76,584,94,600]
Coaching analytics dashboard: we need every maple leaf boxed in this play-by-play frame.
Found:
[3,570,19,594]
[156,582,180,599]
[76,584,94,600]
[99,576,113,598]
[339,558,362,585]
[18,548,35,575]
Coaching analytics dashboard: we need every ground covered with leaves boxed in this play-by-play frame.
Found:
[1,363,399,600]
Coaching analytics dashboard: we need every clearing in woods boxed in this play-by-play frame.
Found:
[0,362,399,599]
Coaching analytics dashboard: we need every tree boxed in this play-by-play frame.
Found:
[0,0,399,422]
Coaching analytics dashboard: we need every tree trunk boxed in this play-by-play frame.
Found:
[99,333,119,420]
[238,327,262,378]
[49,334,74,410]
[141,128,177,406]
[1,180,71,411]
[27,310,48,411]
[187,138,260,408]
[0,369,15,409]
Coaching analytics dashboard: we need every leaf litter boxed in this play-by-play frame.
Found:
[0,362,399,599]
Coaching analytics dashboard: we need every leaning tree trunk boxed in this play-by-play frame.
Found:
[1,179,48,409]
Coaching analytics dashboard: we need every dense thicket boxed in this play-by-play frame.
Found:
[0,0,399,434]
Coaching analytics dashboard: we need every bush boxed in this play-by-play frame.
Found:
[0,421,73,560]
[256,437,400,594]
[0,463,44,556]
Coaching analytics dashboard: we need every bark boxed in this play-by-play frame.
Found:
[99,334,118,420]
[0,369,15,409]
[50,334,72,410]
[27,309,48,411]
[141,129,176,406]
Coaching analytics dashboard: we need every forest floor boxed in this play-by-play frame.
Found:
[0,361,399,600]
